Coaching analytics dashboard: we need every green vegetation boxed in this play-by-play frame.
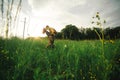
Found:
[0,37,120,80]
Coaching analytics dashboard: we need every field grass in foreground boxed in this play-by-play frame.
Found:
[0,37,120,80]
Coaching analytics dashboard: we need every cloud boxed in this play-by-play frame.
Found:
[26,0,120,28]
[28,0,50,10]
[21,0,32,15]
[27,0,87,16]
[27,0,87,26]
[28,0,86,10]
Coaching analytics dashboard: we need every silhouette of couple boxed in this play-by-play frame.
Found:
[43,25,57,48]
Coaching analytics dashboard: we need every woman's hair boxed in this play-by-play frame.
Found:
[42,28,46,34]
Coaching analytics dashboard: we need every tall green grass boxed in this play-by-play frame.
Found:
[0,37,120,80]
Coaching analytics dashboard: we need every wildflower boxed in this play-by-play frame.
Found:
[64,44,67,48]
[104,20,106,23]
[97,22,100,25]
[91,21,94,24]
[109,40,114,44]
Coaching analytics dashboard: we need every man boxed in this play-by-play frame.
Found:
[42,25,57,48]
[45,25,57,36]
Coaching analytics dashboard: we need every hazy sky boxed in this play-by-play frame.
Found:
[1,0,120,37]
[23,0,120,27]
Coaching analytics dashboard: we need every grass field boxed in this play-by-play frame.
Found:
[0,37,120,80]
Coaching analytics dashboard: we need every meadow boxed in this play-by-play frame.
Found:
[0,37,120,80]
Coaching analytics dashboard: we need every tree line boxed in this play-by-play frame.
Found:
[55,24,120,40]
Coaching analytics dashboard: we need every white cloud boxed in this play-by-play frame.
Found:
[27,0,88,27]
[27,0,86,17]
[28,0,86,10]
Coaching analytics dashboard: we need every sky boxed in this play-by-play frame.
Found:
[1,0,120,38]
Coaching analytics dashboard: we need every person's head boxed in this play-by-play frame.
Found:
[46,25,49,30]
[42,28,46,34]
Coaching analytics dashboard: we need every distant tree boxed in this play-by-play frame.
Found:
[61,24,79,40]
[104,27,111,39]
[113,26,120,39]
[85,28,96,39]
[55,32,62,39]
[78,28,86,39]
[105,26,120,39]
